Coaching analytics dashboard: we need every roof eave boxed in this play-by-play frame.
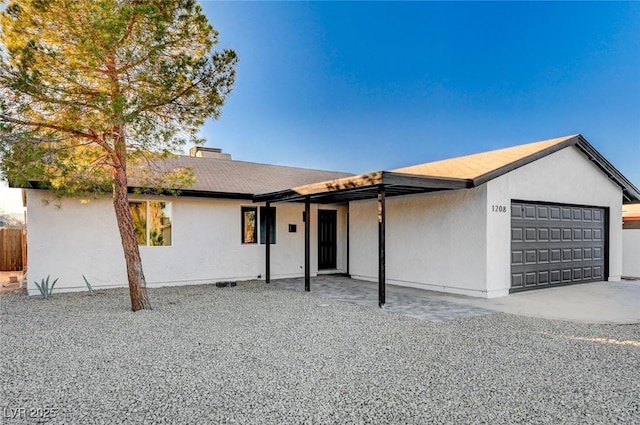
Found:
[573,138,640,203]
[128,187,255,200]
[21,183,256,201]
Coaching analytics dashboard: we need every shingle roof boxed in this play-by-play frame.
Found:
[255,134,640,204]
[392,135,576,180]
[130,155,353,197]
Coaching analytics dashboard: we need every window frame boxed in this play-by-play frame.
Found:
[259,206,276,245]
[241,206,258,244]
[129,200,173,247]
[241,206,277,245]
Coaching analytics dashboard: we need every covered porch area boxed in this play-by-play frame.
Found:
[255,171,471,307]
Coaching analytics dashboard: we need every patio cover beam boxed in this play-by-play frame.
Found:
[253,171,470,204]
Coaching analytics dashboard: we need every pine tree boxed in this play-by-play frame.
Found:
[0,0,237,310]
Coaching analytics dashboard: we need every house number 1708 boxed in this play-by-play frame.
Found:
[492,205,507,213]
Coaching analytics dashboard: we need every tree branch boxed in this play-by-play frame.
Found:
[0,114,97,141]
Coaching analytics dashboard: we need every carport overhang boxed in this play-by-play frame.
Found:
[254,171,472,307]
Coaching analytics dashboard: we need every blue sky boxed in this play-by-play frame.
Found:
[198,1,639,185]
[1,1,638,213]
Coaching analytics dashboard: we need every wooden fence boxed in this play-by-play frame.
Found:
[0,228,25,271]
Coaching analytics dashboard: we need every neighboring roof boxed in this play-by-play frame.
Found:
[623,204,640,221]
[256,134,640,204]
[129,155,354,199]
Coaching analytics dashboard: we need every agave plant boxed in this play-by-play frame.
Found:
[82,274,95,296]
[34,275,59,299]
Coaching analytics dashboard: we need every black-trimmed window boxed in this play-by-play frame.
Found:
[260,206,276,244]
[129,201,172,246]
[241,206,276,244]
[241,207,257,244]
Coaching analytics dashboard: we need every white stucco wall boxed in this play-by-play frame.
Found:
[25,190,347,295]
[349,186,489,296]
[486,146,623,296]
[622,229,640,278]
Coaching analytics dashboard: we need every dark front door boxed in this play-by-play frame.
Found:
[318,210,337,270]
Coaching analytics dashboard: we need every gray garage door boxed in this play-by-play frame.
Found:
[511,201,606,292]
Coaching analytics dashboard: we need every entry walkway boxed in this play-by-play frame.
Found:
[271,275,495,323]
[271,275,640,324]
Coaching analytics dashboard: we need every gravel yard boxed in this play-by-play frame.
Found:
[1,282,639,424]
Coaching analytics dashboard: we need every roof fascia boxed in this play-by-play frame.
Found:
[21,183,255,201]
[128,187,254,200]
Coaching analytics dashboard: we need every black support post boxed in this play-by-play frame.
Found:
[378,186,386,307]
[346,212,350,276]
[265,202,271,283]
[305,198,311,292]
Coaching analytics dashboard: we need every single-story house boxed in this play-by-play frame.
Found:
[622,203,640,278]
[21,134,640,302]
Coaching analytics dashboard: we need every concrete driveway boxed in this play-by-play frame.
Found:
[271,276,640,324]
[466,279,640,324]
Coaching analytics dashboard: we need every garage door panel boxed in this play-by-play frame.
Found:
[538,228,549,241]
[573,228,582,240]
[524,205,536,219]
[572,268,582,281]
[525,250,536,264]
[511,201,606,291]
[593,266,603,279]
[593,210,603,221]
[512,227,523,241]
[538,271,549,284]
[525,272,536,286]
[512,204,523,218]
[537,205,549,219]
[525,228,536,241]
[511,251,523,265]
[512,273,524,288]
[538,249,549,263]
[593,247,602,259]
[572,248,582,260]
